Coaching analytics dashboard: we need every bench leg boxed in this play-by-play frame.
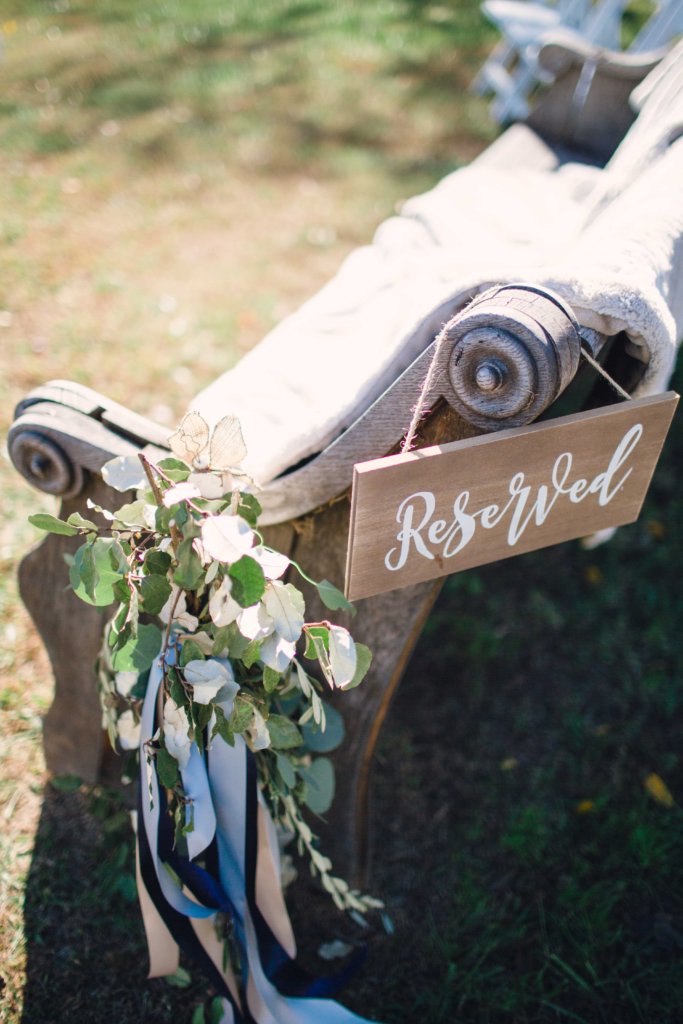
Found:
[18,476,117,783]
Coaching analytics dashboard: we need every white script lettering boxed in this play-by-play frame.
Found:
[384,424,644,572]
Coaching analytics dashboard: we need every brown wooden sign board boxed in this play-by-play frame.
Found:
[345,392,678,602]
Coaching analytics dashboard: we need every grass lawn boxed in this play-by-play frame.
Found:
[1,2,681,1023]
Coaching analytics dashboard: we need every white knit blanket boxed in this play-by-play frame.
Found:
[193,42,683,485]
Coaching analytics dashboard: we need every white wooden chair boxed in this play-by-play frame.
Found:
[474,0,679,123]
[10,39,683,883]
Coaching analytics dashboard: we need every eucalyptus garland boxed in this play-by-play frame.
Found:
[30,412,380,916]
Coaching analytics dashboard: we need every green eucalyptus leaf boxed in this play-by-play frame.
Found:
[140,574,172,615]
[228,555,265,608]
[242,638,262,669]
[71,537,131,607]
[70,539,126,606]
[113,499,149,529]
[303,625,329,660]
[111,623,162,672]
[180,639,206,666]
[111,601,129,638]
[157,457,191,482]
[126,586,139,637]
[145,550,172,576]
[156,746,180,789]
[302,703,345,753]
[211,625,233,657]
[130,667,149,700]
[276,752,297,788]
[173,537,204,590]
[266,714,303,750]
[108,539,129,573]
[169,674,186,709]
[70,542,98,601]
[66,511,98,531]
[316,579,356,615]
[235,492,262,527]
[211,705,235,746]
[191,1006,206,1024]
[111,622,132,651]
[344,643,373,690]
[230,698,255,734]
[193,702,213,734]
[165,965,192,988]
[29,512,79,536]
[208,998,225,1024]
[112,578,130,604]
[300,757,335,814]
[263,666,281,693]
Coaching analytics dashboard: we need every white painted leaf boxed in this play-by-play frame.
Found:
[102,455,148,493]
[209,576,242,628]
[295,660,312,698]
[87,498,115,521]
[114,670,138,697]
[247,708,271,751]
[260,633,296,672]
[251,546,290,580]
[162,698,192,768]
[205,560,220,584]
[309,633,334,688]
[188,471,232,499]
[117,709,141,750]
[143,503,158,530]
[162,481,201,507]
[209,415,247,470]
[168,411,210,467]
[237,601,274,641]
[182,631,214,654]
[201,515,255,564]
[263,581,305,643]
[159,587,199,632]
[184,659,238,705]
[328,626,357,689]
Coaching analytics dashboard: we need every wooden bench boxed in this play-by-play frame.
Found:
[9,38,683,885]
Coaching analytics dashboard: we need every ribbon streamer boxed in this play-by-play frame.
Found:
[137,658,380,1024]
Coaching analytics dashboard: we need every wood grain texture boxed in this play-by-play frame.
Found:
[346,393,678,601]
[18,475,123,782]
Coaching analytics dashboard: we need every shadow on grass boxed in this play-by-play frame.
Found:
[21,783,203,1023]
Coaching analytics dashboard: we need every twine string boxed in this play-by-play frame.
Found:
[579,343,632,401]
[400,318,454,454]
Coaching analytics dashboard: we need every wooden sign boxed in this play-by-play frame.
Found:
[345,393,678,601]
